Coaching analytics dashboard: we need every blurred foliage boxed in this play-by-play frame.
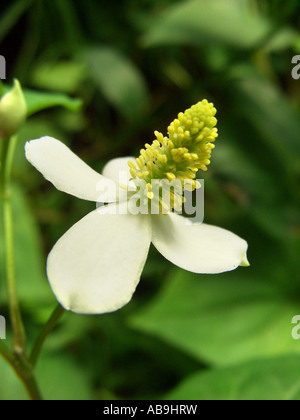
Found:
[0,0,300,400]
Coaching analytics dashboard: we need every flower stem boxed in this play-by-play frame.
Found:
[20,373,43,400]
[0,343,43,400]
[0,135,42,400]
[1,135,26,352]
[0,340,15,366]
[30,304,65,367]
[13,353,43,400]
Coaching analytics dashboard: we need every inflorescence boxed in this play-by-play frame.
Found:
[128,100,218,212]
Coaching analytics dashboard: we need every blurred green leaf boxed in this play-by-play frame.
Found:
[24,89,82,116]
[263,28,300,52]
[131,268,300,366]
[84,47,149,120]
[36,353,93,400]
[43,312,92,350]
[0,352,93,400]
[0,0,34,43]
[1,0,300,400]
[0,358,28,400]
[213,139,277,201]
[142,0,272,49]
[232,76,300,164]
[30,61,86,94]
[167,356,300,400]
[2,85,82,116]
[212,133,297,240]
[0,184,54,307]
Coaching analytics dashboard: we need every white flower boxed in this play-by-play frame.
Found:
[25,136,249,315]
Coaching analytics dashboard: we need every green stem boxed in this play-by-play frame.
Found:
[0,343,42,400]
[1,136,26,352]
[21,376,43,400]
[30,305,65,367]
[0,135,42,400]
[0,136,9,189]
[14,353,43,400]
[22,375,43,400]
[0,340,15,366]
[0,335,43,400]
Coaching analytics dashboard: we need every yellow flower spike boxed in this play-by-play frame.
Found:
[127,99,218,211]
[130,168,137,178]
[157,154,168,164]
[146,183,154,200]
[166,172,176,182]
[140,149,147,159]
[128,161,136,170]
[136,157,143,169]
[168,140,174,149]
[146,161,153,171]
[146,149,153,159]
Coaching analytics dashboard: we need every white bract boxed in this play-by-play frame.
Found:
[25,136,249,315]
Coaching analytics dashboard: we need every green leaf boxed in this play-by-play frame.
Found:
[212,133,296,240]
[30,61,86,94]
[0,352,93,400]
[24,89,82,116]
[213,139,277,201]
[232,75,300,164]
[36,353,93,400]
[131,268,300,366]
[2,85,82,116]
[0,184,54,307]
[0,358,28,400]
[0,0,34,44]
[167,356,300,400]
[263,28,300,52]
[142,0,272,50]
[84,47,149,120]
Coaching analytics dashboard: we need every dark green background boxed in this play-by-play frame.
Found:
[0,0,300,400]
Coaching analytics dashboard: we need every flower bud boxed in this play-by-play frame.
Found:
[0,79,27,139]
